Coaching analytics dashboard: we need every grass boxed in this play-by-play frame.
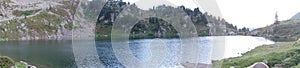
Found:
[0,56,14,68]
[214,42,300,68]
[14,62,26,68]
[0,56,26,68]
[20,11,61,37]
[3,0,12,3]
[12,10,39,17]
[253,19,300,41]
[0,19,21,40]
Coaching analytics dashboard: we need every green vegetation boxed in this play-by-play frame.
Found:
[47,7,68,17]
[20,11,61,37]
[12,10,39,17]
[0,56,14,68]
[252,19,300,41]
[64,23,73,30]
[1,1,76,40]
[95,0,238,40]
[214,42,300,68]
[12,10,23,16]
[3,0,12,3]
[0,19,21,40]
[23,10,33,16]
[0,56,26,68]
[14,62,26,68]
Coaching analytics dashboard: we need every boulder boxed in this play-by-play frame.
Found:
[248,62,269,68]
[297,38,300,42]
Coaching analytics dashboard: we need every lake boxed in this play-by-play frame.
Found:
[0,36,274,68]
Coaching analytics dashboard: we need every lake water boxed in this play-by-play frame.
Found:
[0,36,274,68]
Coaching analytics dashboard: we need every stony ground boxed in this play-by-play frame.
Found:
[0,0,96,40]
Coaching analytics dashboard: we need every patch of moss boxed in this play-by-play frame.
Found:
[23,10,33,16]
[12,10,40,17]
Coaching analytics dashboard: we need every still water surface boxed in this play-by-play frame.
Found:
[0,36,274,68]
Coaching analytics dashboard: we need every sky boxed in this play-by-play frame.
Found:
[122,0,300,28]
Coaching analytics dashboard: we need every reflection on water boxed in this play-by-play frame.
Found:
[0,36,274,68]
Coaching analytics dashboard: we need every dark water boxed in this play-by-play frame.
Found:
[0,36,274,68]
[0,40,75,68]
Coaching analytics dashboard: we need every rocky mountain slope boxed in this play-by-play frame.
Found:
[0,0,100,40]
[251,19,300,41]
[0,0,80,40]
[291,12,300,19]
[0,0,239,40]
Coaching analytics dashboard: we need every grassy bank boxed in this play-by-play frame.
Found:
[213,42,300,68]
[0,56,26,68]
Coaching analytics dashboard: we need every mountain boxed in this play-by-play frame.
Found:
[0,0,239,40]
[95,0,239,40]
[0,0,79,40]
[251,19,300,41]
[0,0,104,40]
[291,12,300,19]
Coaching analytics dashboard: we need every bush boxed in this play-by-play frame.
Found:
[0,56,14,68]
[23,10,33,16]
[12,10,33,16]
[293,42,300,46]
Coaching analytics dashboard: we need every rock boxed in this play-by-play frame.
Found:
[180,62,212,68]
[4,28,7,32]
[274,64,283,67]
[283,58,291,62]
[21,23,25,27]
[20,61,37,68]
[297,38,300,42]
[248,62,269,68]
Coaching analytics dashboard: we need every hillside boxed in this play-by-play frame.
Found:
[0,0,80,40]
[95,0,239,40]
[0,0,102,40]
[251,19,300,41]
[0,0,239,40]
[213,42,300,68]
[291,12,300,19]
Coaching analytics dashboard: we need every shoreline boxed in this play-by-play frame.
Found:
[213,41,300,68]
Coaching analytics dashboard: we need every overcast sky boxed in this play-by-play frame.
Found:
[123,0,300,28]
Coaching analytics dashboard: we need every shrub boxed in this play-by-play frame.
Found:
[293,42,300,46]
[0,56,14,68]
[23,10,33,16]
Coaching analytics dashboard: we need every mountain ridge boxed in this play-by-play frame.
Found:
[291,12,300,19]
